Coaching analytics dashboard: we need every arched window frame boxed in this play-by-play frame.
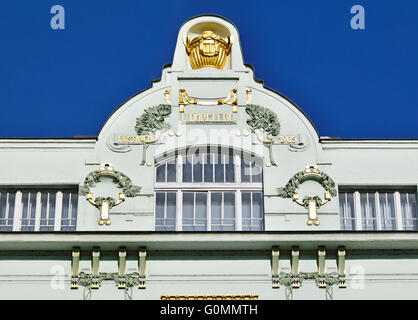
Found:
[154,146,264,232]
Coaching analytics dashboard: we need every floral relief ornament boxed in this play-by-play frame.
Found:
[79,163,141,225]
[135,104,172,165]
[245,104,280,166]
[277,165,337,225]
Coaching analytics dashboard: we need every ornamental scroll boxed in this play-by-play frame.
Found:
[277,165,337,225]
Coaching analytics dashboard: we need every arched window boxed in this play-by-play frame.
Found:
[154,146,264,231]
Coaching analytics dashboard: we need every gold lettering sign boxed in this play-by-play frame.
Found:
[181,113,237,124]
[279,136,297,144]
[117,135,156,144]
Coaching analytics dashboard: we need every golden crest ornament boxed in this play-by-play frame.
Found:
[183,31,233,69]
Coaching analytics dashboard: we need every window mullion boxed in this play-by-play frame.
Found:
[176,191,182,231]
[202,153,205,183]
[354,191,362,230]
[375,192,382,231]
[394,191,403,231]
[4,193,10,226]
[207,192,211,231]
[178,154,182,183]
[164,192,168,229]
[193,192,196,229]
[234,154,240,183]
[236,190,242,231]
[34,192,42,231]
[46,192,50,227]
[54,191,63,231]
[212,153,215,183]
[222,154,225,182]
[191,154,194,182]
[12,191,22,231]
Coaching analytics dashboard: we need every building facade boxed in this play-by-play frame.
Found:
[0,15,417,300]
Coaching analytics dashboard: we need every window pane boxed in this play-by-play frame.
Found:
[401,193,417,230]
[211,193,222,220]
[40,193,48,220]
[61,193,70,222]
[361,192,376,230]
[224,193,235,219]
[204,154,213,182]
[225,153,235,182]
[8,193,15,226]
[242,192,251,219]
[21,192,36,231]
[182,156,192,182]
[252,193,263,219]
[193,154,203,182]
[40,193,51,231]
[49,193,56,219]
[156,164,166,182]
[166,193,176,220]
[0,193,7,220]
[380,192,396,230]
[252,162,262,183]
[69,192,78,230]
[0,192,14,231]
[183,193,194,220]
[339,192,355,230]
[166,160,176,182]
[155,193,165,220]
[241,158,251,182]
[195,193,207,219]
[215,154,225,182]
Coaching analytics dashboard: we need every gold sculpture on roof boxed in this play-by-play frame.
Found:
[183,31,233,69]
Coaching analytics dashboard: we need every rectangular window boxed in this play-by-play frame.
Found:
[242,192,264,231]
[0,189,78,232]
[400,192,417,230]
[339,192,355,230]
[0,191,15,231]
[182,192,207,231]
[339,189,417,231]
[61,191,78,231]
[155,192,176,231]
[211,192,235,231]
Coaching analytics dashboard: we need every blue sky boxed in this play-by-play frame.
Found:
[0,0,417,138]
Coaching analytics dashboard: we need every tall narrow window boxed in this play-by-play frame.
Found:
[40,191,56,231]
[155,192,176,231]
[0,191,15,231]
[339,189,417,231]
[61,191,78,231]
[242,192,264,231]
[339,192,355,230]
[154,147,264,231]
[400,192,417,230]
[0,188,78,232]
